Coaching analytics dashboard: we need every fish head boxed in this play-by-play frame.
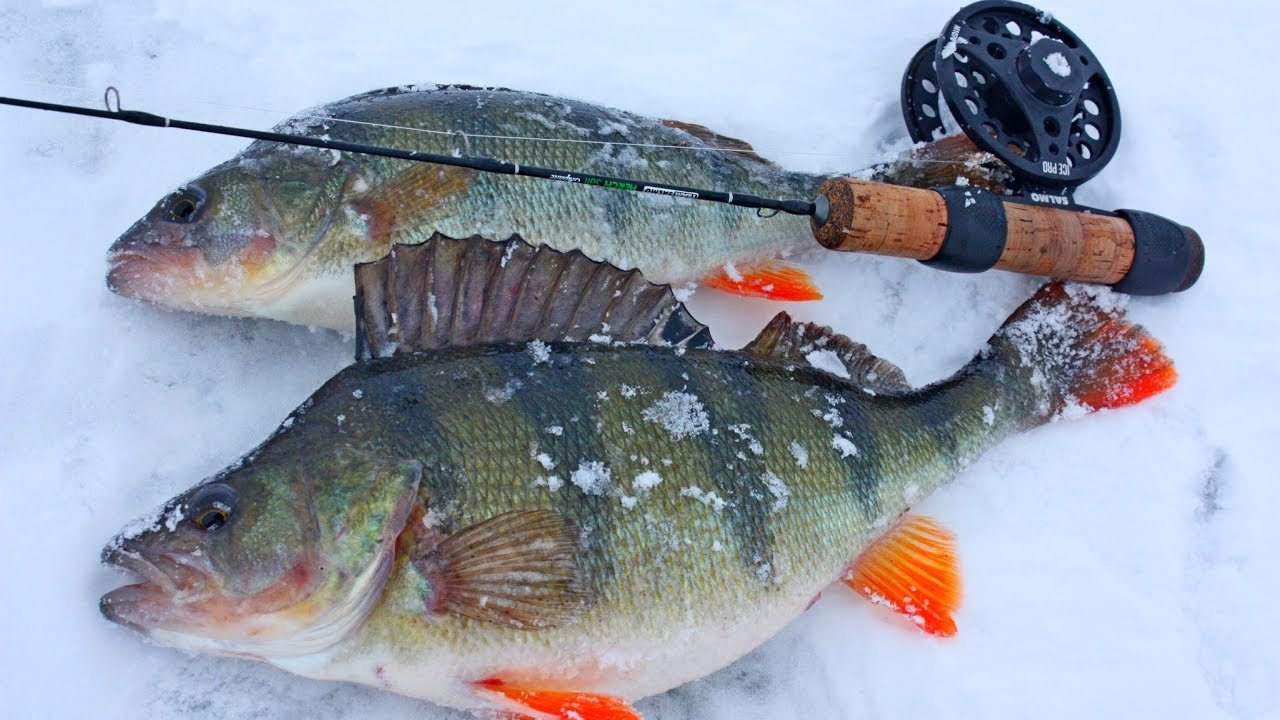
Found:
[100,448,422,660]
[106,143,355,323]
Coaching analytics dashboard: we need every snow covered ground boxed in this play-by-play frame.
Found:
[0,0,1276,717]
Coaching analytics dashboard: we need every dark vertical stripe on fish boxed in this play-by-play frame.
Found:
[507,345,621,595]
[664,352,779,584]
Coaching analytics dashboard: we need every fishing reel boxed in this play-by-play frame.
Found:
[809,0,1202,295]
[901,0,1119,206]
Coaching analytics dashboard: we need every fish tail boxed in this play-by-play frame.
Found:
[980,281,1177,427]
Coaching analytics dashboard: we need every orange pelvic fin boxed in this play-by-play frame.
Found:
[476,678,642,720]
[843,514,961,637]
[702,260,822,301]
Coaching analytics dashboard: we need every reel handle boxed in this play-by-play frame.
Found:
[811,178,1204,294]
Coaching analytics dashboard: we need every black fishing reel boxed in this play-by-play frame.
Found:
[902,0,1120,205]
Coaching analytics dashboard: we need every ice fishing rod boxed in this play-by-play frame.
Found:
[0,90,813,219]
[0,2,1203,295]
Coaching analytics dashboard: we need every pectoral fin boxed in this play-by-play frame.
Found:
[476,678,641,720]
[413,510,591,630]
[351,163,474,237]
[702,260,822,301]
[843,514,961,637]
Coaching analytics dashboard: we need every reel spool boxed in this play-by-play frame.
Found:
[901,0,1120,202]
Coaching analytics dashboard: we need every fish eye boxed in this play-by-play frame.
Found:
[162,188,206,224]
[188,483,237,532]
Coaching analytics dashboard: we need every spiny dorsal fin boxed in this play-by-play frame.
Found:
[661,118,772,165]
[744,312,909,393]
[354,233,713,360]
[412,510,591,630]
[868,134,1014,193]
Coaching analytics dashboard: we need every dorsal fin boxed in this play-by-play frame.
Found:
[743,312,909,393]
[661,119,772,165]
[354,233,714,360]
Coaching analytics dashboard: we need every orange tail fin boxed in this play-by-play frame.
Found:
[476,678,641,720]
[984,282,1176,420]
[702,260,823,301]
[844,514,961,637]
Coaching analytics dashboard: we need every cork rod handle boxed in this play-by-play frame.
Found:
[811,178,1203,295]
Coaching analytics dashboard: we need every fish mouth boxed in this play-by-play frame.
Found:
[106,234,301,319]
[99,543,211,633]
[106,245,203,304]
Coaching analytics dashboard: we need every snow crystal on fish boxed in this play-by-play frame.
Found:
[680,486,728,511]
[728,424,764,455]
[643,391,710,440]
[535,475,564,492]
[904,482,920,503]
[633,470,663,494]
[789,441,809,468]
[483,379,522,404]
[672,283,697,303]
[832,435,858,458]
[806,350,850,378]
[813,407,844,428]
[763,471,789,512]
[528,340,551,364]
[570,461,611,495]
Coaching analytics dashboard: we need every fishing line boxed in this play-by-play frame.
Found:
[11,79,956,167]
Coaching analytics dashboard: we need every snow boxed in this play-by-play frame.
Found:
[762,471,790,512]
[788,441,809,469]
[527,339,550,364]
[642,390,710,440]
[569,460,611,495]
[679,486,729,512]
[1044,51,1073,77]
[832,435,859,458]
[0,1,1276,719]
[804,348,851,378]
[632,471,663,494]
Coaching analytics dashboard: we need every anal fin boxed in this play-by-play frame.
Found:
[843,514,961,637]
[476,678,641,720]
[702,260,822,301]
